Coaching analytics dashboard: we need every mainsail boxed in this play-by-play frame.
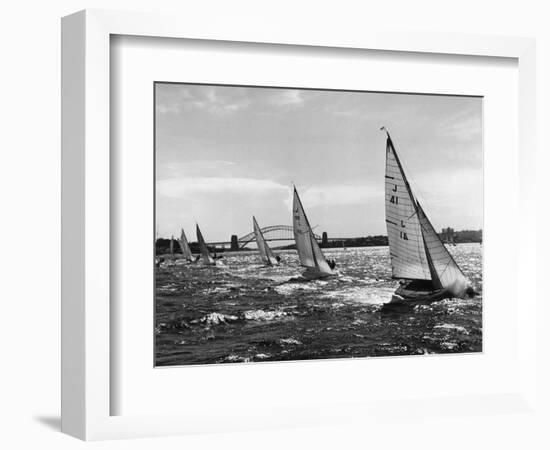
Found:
[383,130,468,293]
[292,187,333,276]
[178,228,195,262]
[253,216,279,265]
[196,224,215,265]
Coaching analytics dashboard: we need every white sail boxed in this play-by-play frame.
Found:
[292,188,333,276]
[178,228,194,262]
[253,217,279,265]
[383,130,470,294]
[170,235,174,256]
[385,136,431,280]
[196,224,215,265]
[416,203,469,294]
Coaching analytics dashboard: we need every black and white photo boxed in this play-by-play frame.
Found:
[154,83,483,366]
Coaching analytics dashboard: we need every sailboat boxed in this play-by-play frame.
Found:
[196,224,216,266]
[292,186,335,279]
[449,233,456,246]
[449,231,457,246]
[178,228,198,263]
[443,228,456,246]
[253,216,279,266]
[169,235,175,258]
[382,128,475,305]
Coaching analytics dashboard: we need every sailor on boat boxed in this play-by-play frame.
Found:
[381,127,476,306]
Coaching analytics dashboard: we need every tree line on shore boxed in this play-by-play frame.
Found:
[155,229,482,255]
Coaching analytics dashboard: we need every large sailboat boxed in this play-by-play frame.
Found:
[292,186,335,279]
[196,224,216,266]
[178,228,198,263]
[253,216,279,266]
[383,128,475,304]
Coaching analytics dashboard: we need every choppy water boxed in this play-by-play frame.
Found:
[155,243,482,366]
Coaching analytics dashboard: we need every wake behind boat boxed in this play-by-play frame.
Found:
[292,186,336,280]
[382,128,475,308]
[253,216,280,266]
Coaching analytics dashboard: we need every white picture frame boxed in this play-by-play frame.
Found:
[61,9,537,441]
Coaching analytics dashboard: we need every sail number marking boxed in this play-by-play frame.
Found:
[389,195,399,204]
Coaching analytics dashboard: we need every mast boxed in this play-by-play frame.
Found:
[390,133,443,285]
[383,128,431,281]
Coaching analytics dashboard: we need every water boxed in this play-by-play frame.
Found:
[155,243,482,366]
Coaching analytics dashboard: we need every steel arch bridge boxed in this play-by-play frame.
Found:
[238,225,321,248]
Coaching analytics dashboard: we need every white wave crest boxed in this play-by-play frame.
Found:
[200,312,238,326]
[224,354,250,363]
[434,324,469,335]
[243,309,287,321]
[278,338,302,345]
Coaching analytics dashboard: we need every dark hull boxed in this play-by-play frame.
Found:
[382,280,451,312]
[301,268,334,280]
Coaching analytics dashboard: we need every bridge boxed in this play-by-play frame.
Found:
[207,225,323,249]
[238,225,322,248]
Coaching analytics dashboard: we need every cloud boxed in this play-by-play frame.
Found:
[437,104,482,142]
[287,184,383,210]
[156,85,312,122]
[158,160,237,179]
[269,90,304,107]
[157,176,288,199]
[190,89,250,115]
[156,103,181,115]
[156,86,251,116]
[156,160,265,184]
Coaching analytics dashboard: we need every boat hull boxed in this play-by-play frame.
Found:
[301,268,334,280]
[382,280,451,311]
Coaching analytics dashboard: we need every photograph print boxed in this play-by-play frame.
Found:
[154,83,483,367]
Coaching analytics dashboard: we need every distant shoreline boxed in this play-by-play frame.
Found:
[156,229,482,255]
[157,241,481,259]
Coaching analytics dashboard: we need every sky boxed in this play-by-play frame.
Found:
[155,83,482,243]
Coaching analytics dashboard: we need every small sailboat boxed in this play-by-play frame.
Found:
[169,235,175,257]
[443,228,456,246]
[382,128,475,305]
[253,216,280,266]
[450,234,456,246]
[178,228,198,263]
[292,186,335,279]
[196,224,216,266]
